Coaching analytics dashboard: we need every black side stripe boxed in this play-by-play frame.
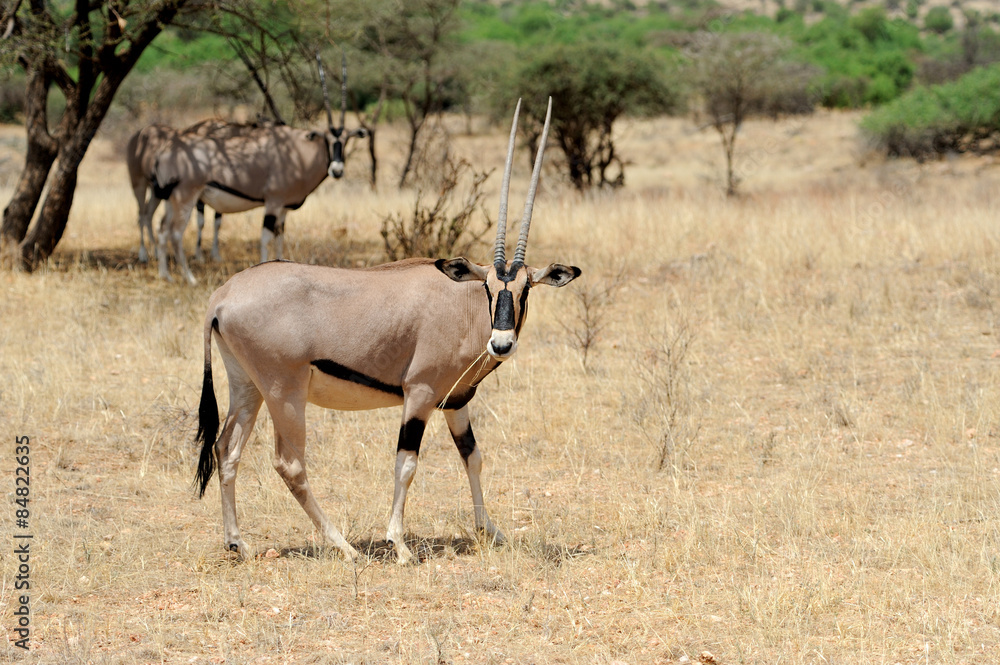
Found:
[207,180,265,203]
[310,359,403,397]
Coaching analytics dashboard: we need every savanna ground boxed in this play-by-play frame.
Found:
[2,108,1000,664]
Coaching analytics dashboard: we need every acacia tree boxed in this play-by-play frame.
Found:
[0,0,337,270]
[348,0,466,189]
[507,43,680,191]
[0,0,194,270]
[687,31,816,196]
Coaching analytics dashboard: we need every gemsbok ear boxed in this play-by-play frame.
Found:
[530,263,582,287]
[435,258,490,283]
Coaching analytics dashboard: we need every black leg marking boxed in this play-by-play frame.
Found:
[263,214,277,233]
[197,200,205,214]
[397,418,426,454]
[451,422,477,461]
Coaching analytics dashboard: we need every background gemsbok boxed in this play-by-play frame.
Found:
[126,120,256,264]
[192,98,580,564]
[152,59,365,284]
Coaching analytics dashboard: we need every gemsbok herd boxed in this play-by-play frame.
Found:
[126,58,365,285]
[190,98,580,564]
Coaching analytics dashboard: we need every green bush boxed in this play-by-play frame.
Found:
[860,63,1000,156]
[925,7,954,34]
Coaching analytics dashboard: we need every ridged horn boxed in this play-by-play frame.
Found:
[316,52,334,129]
[494,98,522,267]
[340,52,348,130]
[512,96,552,266]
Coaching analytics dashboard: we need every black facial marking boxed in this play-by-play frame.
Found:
[331,139,344,165]
[263,214,277,233]
[515,282,531,335]
[451,423,477,461]
[494,289,515,331]
[207,180,265,203]
[397,418,426,454]
[310,359,403,397]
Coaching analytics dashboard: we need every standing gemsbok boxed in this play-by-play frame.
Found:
[153,58,365,284]
[193,98,579,565]
[126,120,256,264]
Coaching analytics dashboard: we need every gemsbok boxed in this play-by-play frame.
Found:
[153,58,365,284]
[126,120,251,264]
[193,98,580,565]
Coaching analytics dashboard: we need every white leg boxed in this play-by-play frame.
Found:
[260,227,274,264]
[171,202,197,286]
[387,449,419,564]
[444,408,504,544]
[156,202,174,282]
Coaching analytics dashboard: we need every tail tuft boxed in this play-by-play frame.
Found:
[151,174,179,201]
[194,359,220,498]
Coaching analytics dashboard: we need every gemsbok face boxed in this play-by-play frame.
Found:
[193,97,579,566]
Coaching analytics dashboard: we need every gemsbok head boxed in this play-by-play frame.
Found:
[193,97,580,565]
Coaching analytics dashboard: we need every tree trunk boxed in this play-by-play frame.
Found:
[0,65,57,268]
[19,151,79,266]
[367,127,378,189]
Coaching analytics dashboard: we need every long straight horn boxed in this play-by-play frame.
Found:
[340,52,348,130]
[316,52,334,128]
[512,96,552,266]
[494,98,521,267]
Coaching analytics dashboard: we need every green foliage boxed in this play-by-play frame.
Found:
[925,6,954,34]
[860,63,1000,157]
[503,42,681,189]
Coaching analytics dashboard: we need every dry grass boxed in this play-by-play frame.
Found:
[2,110,1000,664]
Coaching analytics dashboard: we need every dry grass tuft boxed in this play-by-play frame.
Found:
[2,111,1000,663]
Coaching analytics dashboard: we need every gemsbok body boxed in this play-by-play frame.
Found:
[126,120,248,264]
[153,59,365,284]
[193,98,580,564]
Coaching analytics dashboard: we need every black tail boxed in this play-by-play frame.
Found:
[151,173,179,201]
[194,358,220,498]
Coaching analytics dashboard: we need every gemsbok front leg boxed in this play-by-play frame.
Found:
[260,207,289,263]
[266,377,360,562]
[444,406,505,545]
[386,393,437,565]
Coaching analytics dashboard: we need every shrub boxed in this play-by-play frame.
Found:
[925,6,954,33]
[860,62,1000,157]
[504,42,681,190]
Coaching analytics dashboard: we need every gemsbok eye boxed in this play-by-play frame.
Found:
[192,97,579,566]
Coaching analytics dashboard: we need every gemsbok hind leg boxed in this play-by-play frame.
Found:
[444,407,505,546]
[265,382,359,562]
[214,350,265,559]
[134,183,158,263]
